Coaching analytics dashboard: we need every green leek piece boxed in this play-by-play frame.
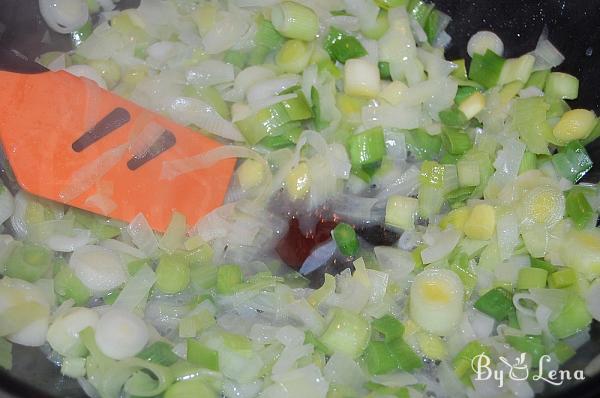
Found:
[525,69,550,90]
[311,86,328,131]
[259,122,303,149]
[332,223,359,257]
[156,254,190,294]
[321,308,370,359]
[281,92,313,121]
[442,128,472,156]
[378,61,391,80]
[236,103,291,145]
[347,127,386,169]
[71,21,93,48]
[440,152,460,165]
[449,251,477,294]
[127,259,147,276]
[375,0,409,9]
[551,140,593,183]
[531,257,557,274]
[54,266,91,306]
[364,337,422,375]
[364,340,397,375]
[223,50,248,69]
[371,315,405,342]
[5,244,52,283]
[474,287,514,321]
[406,129,442,160]
[454,86,479,105]
[505,335,545,364]
[190,264,218,290]
[185,243,214,267]
[512,97,553,154]
[255,17,285,49]
[452,59,468,80]
[362,11,390,40]
[547,98,571,119]
[364,382,410,398]
[408,0,434,26]
[0,338,12,370]
[216,264,243,294]
[248,18,284,65]
[110,12,149,45]
[517,267,548,290]
[583,119,600,146]
[519,151,537,174]
[453,341,491,382]
[424,9,448,44]
[545,72,579,100]
[469,49,506,89]
[276,39,313,74]
[566,188,595,229]
[186,339,219,371]
[271,1,319,41]
[446,186,476,208]
[183,85,230,120]
[549,294,592,339]
[324,27,367,64]
[387,338,423,371]
[137,342,179,366]
[164,380,218,398]
[419,160,445,188]
[553,341,576,364]
[439,107,468,128]
[304,331,332,355]
[547,267,577,289]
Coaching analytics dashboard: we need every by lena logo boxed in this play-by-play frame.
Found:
[471,352,585,388]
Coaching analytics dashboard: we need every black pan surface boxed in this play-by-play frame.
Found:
[0,0,599,397]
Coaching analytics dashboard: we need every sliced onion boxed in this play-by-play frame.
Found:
[84,192,117,215]
[113,265,156,312]
[532,28,565,70]
[161,145,265,180]
[46,228,94,252]
[127,213,158,257]
[186,60,235,87]
[202,12,249,54]
[362,103,421,130]
[64,65,107,89]
[374,246,414,281]
[39,0,89,34]
[100,239,145,259]
[69,245,127,295]
[224,66,276,102]
[94,308,149,360]
[467,31,504,57]
[166,97,244,141]
[60,143,127,202]
[246,76,301,105]
[299,240,337,275]
[421,227,460,264]
[47,307,99,356]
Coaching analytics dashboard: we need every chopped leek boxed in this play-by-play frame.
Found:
[325,27,368,64]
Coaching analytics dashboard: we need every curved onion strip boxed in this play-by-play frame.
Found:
[60,144,128,202]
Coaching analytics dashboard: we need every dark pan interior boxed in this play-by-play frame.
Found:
[0,0,600,397]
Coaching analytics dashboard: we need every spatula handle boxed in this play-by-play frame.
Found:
[0,47,48,74]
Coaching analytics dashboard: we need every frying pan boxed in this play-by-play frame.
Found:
[0,0,600,397]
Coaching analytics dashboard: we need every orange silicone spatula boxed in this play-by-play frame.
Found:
[0,49,236,232]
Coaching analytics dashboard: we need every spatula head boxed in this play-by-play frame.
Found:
[0,70,236,231]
